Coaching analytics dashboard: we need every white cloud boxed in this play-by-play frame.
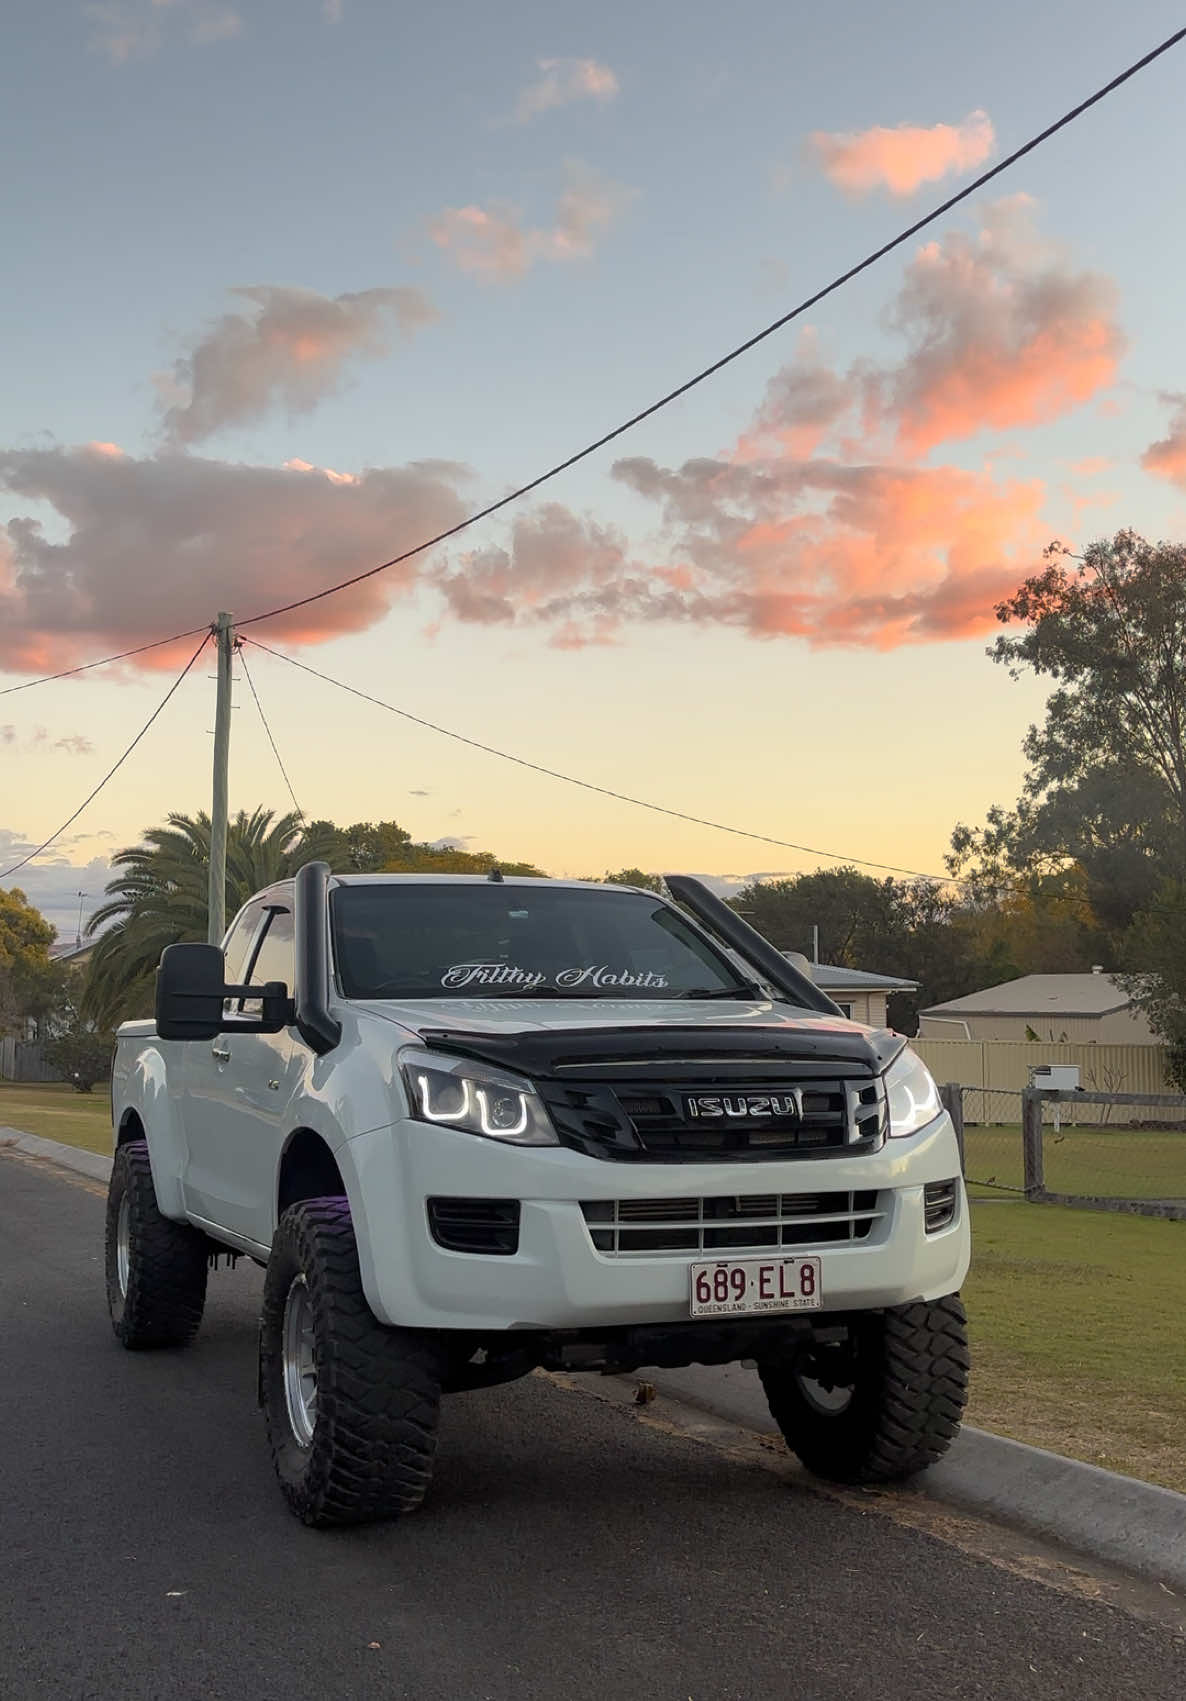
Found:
[0,830,113,943]
[87,0,243,64]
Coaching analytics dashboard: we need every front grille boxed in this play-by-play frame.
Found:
[611,1078,884,1159]
[427,1197,520,1255]
[581,1191,882,1255]
[924,1179,959,1233]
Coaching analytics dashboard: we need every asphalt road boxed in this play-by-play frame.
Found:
[1,1152,1182,1701]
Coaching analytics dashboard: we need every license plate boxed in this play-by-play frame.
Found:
[689,1256,822,1317]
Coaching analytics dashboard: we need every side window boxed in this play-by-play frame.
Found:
[247,908,295,992]
[223,902,266,994]
[233,911,294,1013]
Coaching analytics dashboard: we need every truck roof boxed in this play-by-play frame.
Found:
[253,873,651,901]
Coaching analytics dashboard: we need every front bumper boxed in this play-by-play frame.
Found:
[345,1112,970,1332]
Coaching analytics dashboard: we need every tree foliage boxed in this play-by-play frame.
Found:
[600,868,665,892]
[42,976,115,1093]
[1119,880,1186,1088]
[0,885,57,1036]
[82,810,544,1027]
[951,531,1186,929]
[950,528,1186,1052]
[83,809,339,1026]
[726,865,1102,1034]
[305,819,543,877]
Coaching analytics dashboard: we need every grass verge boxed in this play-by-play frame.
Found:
[964,1124,1186,1200]
[0,1081,113,1156]
[965,1200,1186,1494]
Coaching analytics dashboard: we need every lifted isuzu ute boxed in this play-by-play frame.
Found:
[106,864,970,1526]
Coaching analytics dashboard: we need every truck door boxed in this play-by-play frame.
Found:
[180,903,302,1247]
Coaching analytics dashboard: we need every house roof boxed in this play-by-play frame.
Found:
[49,941,94,964]
[921,973,1131,1019]
[782,957,918,993]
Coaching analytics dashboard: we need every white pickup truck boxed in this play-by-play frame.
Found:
[106,863,970,1527]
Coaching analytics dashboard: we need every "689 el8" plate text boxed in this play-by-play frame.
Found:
[689,1256,823,1316]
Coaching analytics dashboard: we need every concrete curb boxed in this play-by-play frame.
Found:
[630,1364,1186,1594]
[5,1126,1185,1591]
[0,1126,114,1184]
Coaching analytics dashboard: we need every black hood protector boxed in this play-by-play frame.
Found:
[416,1022,907,1079]
[414,1022,906,1162]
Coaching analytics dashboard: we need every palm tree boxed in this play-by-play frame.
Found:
[83,808,338,1026]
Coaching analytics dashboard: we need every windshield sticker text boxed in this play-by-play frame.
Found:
[441,963,547,990]
[440,962,670,991]
[554,965,669,990]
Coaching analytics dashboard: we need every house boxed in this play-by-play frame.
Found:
[49,941,95,967]
[783,956,918,1026]
[917,969,1157,1044]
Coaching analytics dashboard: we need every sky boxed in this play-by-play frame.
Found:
[4,0,1186,943]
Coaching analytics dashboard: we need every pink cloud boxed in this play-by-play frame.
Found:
[740,200,1122,461]
[0,446,472,673]
[880,199,1123,453]
[809,110,995,197]
[514,57,619,123]
[1,203,1122,674]
[429,165,632,283]
[1141,396,1186,490]
[434,504,629,625]
[160,283,438,444]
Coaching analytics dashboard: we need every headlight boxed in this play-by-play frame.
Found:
[884,1047,943,1138]
[399,1047,558,1146]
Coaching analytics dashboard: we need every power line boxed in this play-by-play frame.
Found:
[0,635,210,882]
[4,23,1183,698]
[244,636,984,888]
[231,23,1186,632]
[237,640,306,821]
[0,625,211,698]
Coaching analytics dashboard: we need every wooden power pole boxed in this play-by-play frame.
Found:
[207,612,234,945]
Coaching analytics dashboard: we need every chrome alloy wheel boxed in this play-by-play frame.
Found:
[116,1192,132,1299]
[282,1275,318,1448]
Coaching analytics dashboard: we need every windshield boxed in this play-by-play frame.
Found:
[331,883,758,1001]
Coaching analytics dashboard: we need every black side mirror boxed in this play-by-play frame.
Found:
[156,943,226,1040]
[155,942,292,1041]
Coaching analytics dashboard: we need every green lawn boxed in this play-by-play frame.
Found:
[964,1201,1186,1493]
[3,1085,1183,1491]
[0,1082,113,1156]
[964,1124,1186,1200]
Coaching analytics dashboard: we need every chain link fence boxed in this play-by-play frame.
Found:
[940,1083,1186,1217]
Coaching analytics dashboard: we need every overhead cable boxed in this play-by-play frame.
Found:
[237,641,306,821]
[244,637,990,888]
[0,627,211,698]
[4,24,1184,693]
[232,25,1186,629]
[0,635,210,881]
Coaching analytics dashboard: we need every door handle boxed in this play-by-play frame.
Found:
[211,1045,231,1062]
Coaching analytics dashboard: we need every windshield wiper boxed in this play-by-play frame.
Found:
[677,984,765,1000]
